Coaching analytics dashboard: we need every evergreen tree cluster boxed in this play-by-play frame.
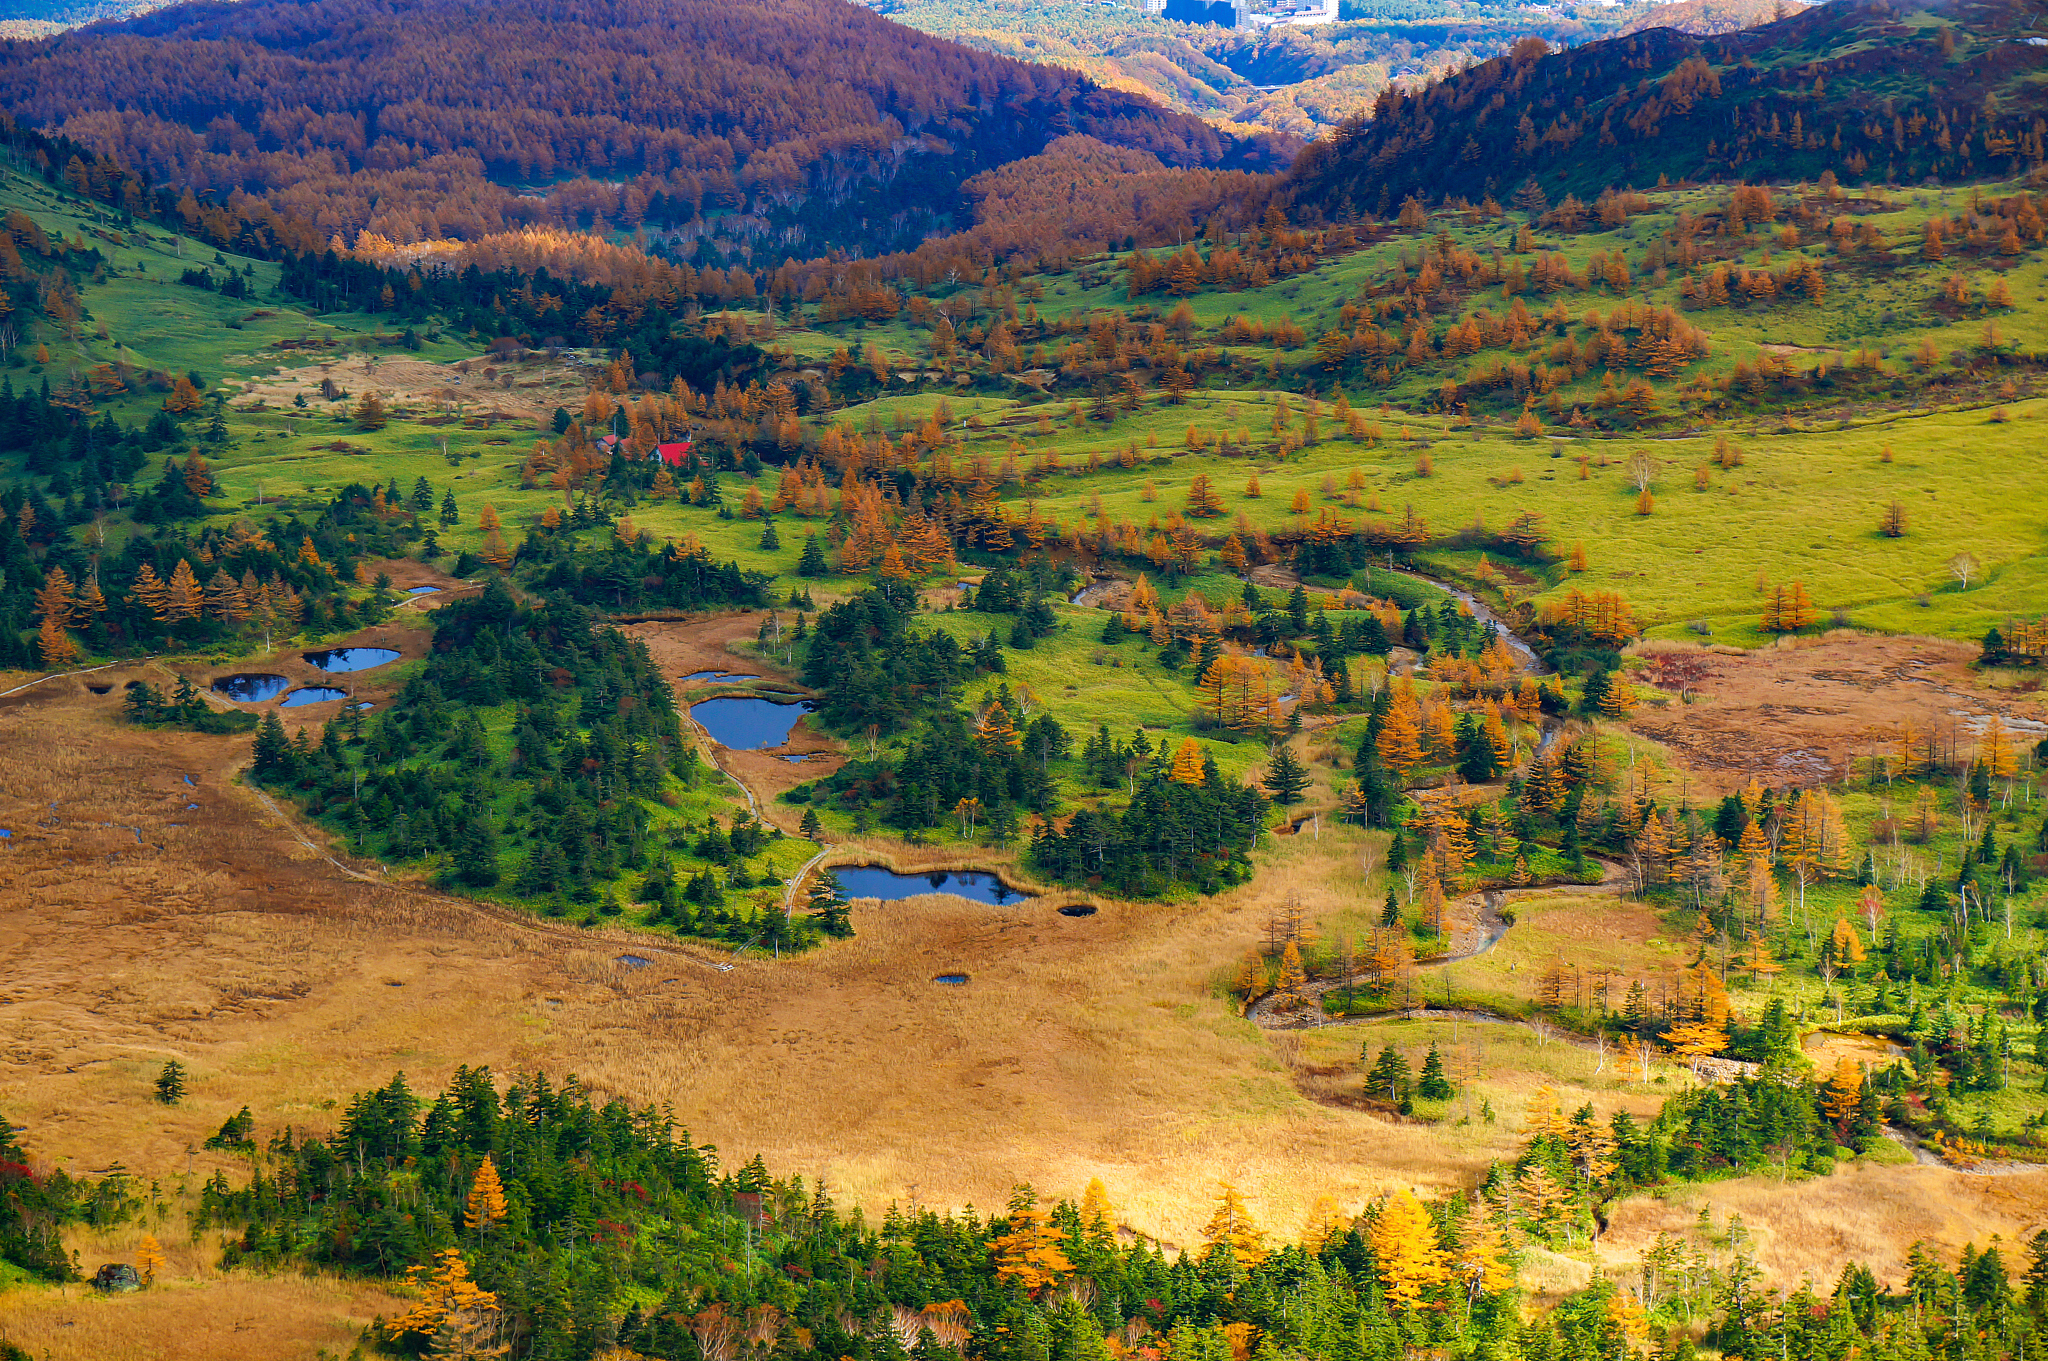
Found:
[522,518,773,613]
[251,578,691,901]
[120,674,258,733]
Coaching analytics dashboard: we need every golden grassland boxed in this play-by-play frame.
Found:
[5,637,2048,1351]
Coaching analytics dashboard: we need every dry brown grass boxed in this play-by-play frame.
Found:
[0,1267,402,1361]
[4,672,2043,1353]
[1620,633,2048,794]
[1596,1161,2048,1290]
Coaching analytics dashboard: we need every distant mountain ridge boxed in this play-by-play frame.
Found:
[0,0,1290,262]
[1618,0,1812,37]
[1285,0,2048,214]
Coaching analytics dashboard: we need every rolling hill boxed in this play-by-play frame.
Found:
[0,0,1292,262]
[1284,0,2048,214]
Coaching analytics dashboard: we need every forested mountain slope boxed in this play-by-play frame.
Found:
[1285,0,2048,215]
[0,0,1290,261]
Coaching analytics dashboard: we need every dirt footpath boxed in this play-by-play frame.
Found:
[1625,634,2047,791]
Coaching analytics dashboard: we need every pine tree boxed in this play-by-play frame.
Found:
[154,1060,186,1105]
[797,533,829,578]
[252,711,291,777]
[758,519,780,550]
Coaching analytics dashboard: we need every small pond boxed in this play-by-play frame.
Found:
[691,695,813,749]
[1057,904,1098,918]
[279,686,350,707]
[617,954,651,969]
[212,673,290,703]
[88,684,111,694]
[406,586,440,595]
[934,973,971,985]
[303,647,401,673]
[681,670,761,683]
[830,864,1026,906]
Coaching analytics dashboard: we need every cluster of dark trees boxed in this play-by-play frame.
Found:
[1505,1067,1881,1249]
[0,480,410,668]
[1027,771,1265,897]
[521,520,773,614]
[251,578,690,897]
[120,674,257,733]
[0,1118,137,1282]
[0,376,182,518]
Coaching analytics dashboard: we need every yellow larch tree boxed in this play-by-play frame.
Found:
[992,1188,1072,1294]
[1275,940,1306,1002]
[135,1234,165,1286]
[163,560,203,622]
[465,1154,509,1232]
[1371,1189,1448,1308]
[1302,1194,1344,1253]
[1202,1182,1267,1266]
[1080,1179,1115,1248]
[1170,737,1206,785]
[1454,1198,1512,1298]
[1821,1057,1862,1127]
[387,1249,503,1350]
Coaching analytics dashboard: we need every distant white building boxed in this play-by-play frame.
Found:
[1237,0,1338,29]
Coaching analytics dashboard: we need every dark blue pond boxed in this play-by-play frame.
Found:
[681,670,761,683]
[212,673,289,703]
[690,695,812,749]
[830,865,1026,905]
[407,586,440,595]
[279,686,349,707]
[302,647,401,673]
[934,973,971,985]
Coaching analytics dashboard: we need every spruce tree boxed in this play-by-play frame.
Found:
[796,532,828,577]
[252,711,291,778]
[1264,744,1309,806]
[1417,1043,1453,1100]
[759,519,780,550]
[154,1060,186,1105]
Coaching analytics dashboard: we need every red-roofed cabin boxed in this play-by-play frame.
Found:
[655,442,692,465]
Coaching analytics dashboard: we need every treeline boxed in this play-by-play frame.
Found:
[1,479,413,668]
[0,1118,137,1282]
[0,0,1273,266]
[13,1064,2048,1361]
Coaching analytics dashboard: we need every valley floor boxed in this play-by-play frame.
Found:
[3,620,2045,1355]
